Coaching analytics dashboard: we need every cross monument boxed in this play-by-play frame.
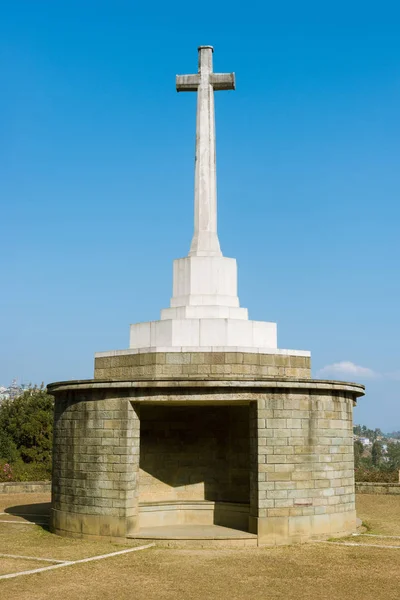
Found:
[125,45,278,351]
[176,46,235,257]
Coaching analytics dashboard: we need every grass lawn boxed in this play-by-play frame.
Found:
[0,493,137,561]
[356,494,400,535]
[0,493,399,600]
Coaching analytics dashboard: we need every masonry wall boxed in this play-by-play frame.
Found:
[356,483,400,495]
[49,377,363,544]
[0,482,51,494]
[250,389,356,544]
[94,351,311,380]
[51,391,140,540]
[139,405,249,504]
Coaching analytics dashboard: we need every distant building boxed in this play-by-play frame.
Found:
[0,379,28,404]
[0,386,9,403]
[359,437,372,446]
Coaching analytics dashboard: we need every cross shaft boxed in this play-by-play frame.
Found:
[176,46,235,256]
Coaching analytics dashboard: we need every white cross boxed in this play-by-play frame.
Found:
[176,46,235,257]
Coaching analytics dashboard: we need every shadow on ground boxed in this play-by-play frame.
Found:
[5,502,51,529]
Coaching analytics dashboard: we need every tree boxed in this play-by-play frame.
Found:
[0,385,54,466]
[371,440,383,467]
[354,440,364,468]
[0,429,19,463]
[386,443,400,470]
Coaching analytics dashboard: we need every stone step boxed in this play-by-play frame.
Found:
[127,524,258,548]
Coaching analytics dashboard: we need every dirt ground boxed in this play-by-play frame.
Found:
[0,493,399,600]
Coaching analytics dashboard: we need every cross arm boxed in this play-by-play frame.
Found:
[210,72,235,91]
[176,74,200,92]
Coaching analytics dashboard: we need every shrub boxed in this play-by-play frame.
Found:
[371,441,383,467]
[10,459,51,482]
[0,385,54,482]
[0,463,13,482]
[386,442,400,470]
[0,429,19,463]
[354,440,364,468]
[355,467,399,483]
[0,385,54,466]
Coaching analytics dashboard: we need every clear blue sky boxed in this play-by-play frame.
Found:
[1,2,399,430]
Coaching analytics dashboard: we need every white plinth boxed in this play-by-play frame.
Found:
[130,318,277,351]
[169,256,241,310]
[128,253,279,352]
[160,256,248,320]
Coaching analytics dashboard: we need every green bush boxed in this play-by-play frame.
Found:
[0,462,13,482]
[0,429,19,463]
[386,442,400,470]
[10,459,52,482]
[0,385,54,482]
[354,440,364,468]
[355,467,399,483]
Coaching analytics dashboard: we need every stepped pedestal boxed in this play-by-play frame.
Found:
[130,255,278,352]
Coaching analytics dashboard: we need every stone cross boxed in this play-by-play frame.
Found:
[176,46,235,257]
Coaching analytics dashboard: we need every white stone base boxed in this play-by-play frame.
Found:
[169,255,241,314]
[95,347,310,358]
[127,253,282,353]
[129,318,277,351]
[160,305,248,320]
[103,247,310,357]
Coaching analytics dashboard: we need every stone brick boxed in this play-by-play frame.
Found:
[94,351,312,381]
[166,352,190,365]
[50,369,362,544]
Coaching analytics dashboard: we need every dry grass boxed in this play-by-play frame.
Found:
[356,494,400,535]
[1,544,400,600]
[348,536,400,547]
[0,492,50,514]
[0,493,399,600]
[0,493,138,561]
[0,558,55,577]
[0,523,141,562]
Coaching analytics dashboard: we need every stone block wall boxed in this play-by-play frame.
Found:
[94,351,311,380]
[51,391,140,540]
[139,405,249,503]
[49,377,363,544]
[0,482,51,494]
[355,482,400,495]
[250,389,356,544]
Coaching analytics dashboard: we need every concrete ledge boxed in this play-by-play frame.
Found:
[50,505,251,542]
[255,510,357,546]
[50,508,137,542]
[95,347,311,356]
[48,377,365,397]
[139,500,249,530]
[128,524,258,548]
[356,482,400,495]
[0,481,51,494]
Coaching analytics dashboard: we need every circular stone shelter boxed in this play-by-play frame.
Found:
[49,356,364,545]
[49,46,364,546]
